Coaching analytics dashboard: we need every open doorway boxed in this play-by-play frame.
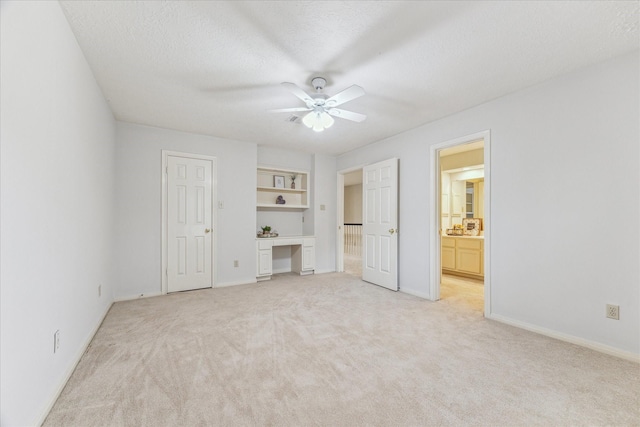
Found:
[430,131,491,316]
[440,142,485,312]
[336,167,363,276]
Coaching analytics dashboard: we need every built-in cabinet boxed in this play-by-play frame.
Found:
[256,237,315,281]
[257,240,273,276]
[441,167,484,230]
[257,166,309,208]
[256,166,313,280]
[441,236,484,278]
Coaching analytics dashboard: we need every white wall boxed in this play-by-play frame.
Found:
[344,184,363,224]
[115,122,257,296]
[337,51,640,356]
[312,154,337,274]
[0,2,117,425]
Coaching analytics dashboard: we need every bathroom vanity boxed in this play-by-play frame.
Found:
[441,235,484,279]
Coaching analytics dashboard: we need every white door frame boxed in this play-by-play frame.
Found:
[429,130,491,316]
[161,150,218,294]
[336,164,366,273]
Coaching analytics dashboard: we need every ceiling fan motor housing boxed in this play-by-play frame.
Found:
[311,77,327,91]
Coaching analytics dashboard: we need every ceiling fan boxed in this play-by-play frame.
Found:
[270,77,366,132]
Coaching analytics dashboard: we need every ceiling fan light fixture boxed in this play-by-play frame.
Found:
[302,110,334,132]
[275,78,366,133]
[302,111,316,129]
[312,121,324,132]
[321,111,334,129]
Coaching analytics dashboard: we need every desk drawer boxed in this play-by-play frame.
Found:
[257,240,273,250]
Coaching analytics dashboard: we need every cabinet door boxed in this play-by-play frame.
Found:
[456,249,482,274]
[258,249,272,275]
[302,245,315,271]
[451,180,465,217]
[441,173,450,215]
[442,246,456,270]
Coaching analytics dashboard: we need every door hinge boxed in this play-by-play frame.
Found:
[165,268,168,276]
[165,166,168,174]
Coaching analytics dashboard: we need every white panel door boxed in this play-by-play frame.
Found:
[167,155,213,293]
[362,158,398,291]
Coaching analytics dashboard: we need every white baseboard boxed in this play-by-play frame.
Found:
[487,313,640,363]
[114,291,162,302]
[400,287,430,299]
[36,301,113,426]
[314,269,336,275]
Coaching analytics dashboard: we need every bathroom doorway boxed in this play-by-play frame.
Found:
[430,131,491,316]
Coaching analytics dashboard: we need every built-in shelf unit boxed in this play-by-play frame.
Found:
[257,166,309,208]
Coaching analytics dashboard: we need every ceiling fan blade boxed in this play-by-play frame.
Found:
[281,82,314,105]
[325,85,365,108]
[327,108,367,123]
[269,107,312,113]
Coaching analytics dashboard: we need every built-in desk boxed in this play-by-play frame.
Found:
[256,236,315,281]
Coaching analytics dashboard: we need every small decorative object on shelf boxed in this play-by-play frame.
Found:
[446,224,464,236]
[276,195,286,204]
[290,174,297,189]
[462,218,482,236]
[274,175,285,189]
[257,225,278,238]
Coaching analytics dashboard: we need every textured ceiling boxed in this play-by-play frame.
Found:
[59,1,639,155]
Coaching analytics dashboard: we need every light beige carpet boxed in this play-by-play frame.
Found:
[44,273,639,426]
[344,253,362,277]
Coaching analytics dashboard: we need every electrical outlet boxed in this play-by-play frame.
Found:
[98,284,102,297]
[54,330,60,353]
[234,260,239,267]
[606,304,619,320]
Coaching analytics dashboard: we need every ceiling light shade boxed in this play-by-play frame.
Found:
[302,110,334,132]
[302,111,316,129]
[321,112,334,128]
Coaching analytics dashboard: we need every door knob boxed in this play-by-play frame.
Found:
[389,228,398,235]
[205,228,211,234]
